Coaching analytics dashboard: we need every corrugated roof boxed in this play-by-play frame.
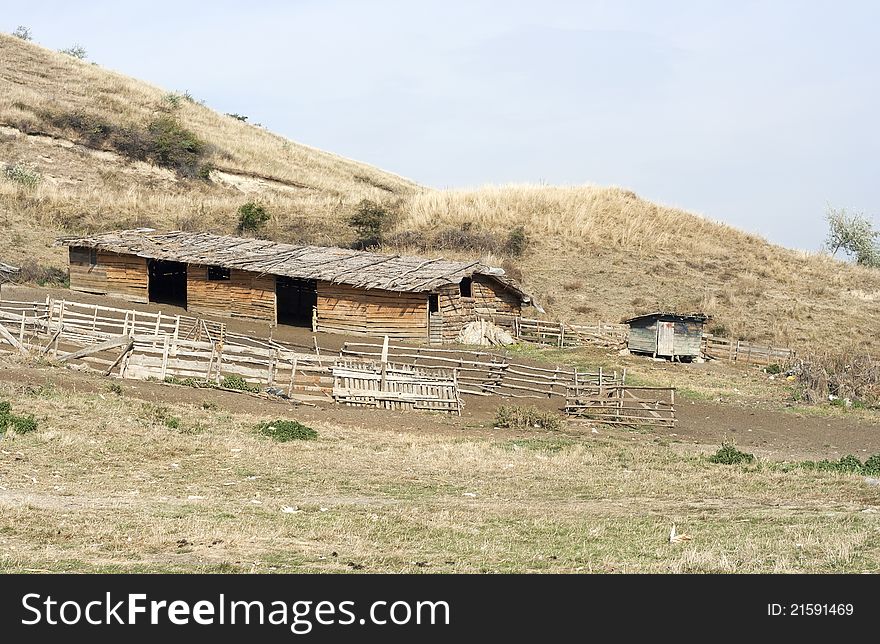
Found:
[56,230,532,301]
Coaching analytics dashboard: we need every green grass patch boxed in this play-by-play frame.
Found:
[709,443,755,465]
[0,400,38,434]
[256,420,318,442]
[500,437,576,454]
[221,375,260,393]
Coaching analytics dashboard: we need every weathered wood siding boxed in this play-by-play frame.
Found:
[626,316,704,357]
[316,282,427,340]
[186,265,275,322]
[627,319,658,354]
[69,248,148,302]
[672,320,703,357]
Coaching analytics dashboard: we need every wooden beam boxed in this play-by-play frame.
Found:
[57,335,133,363]
[0,322,29,356]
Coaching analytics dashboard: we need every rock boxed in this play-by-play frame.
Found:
[865,477,880,487]
[617,348,630,356]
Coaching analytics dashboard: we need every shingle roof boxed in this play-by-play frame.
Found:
[56,230,532,301]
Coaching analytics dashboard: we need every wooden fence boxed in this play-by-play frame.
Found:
[513,317,629,349]
[701,335,794,366]
[331,359,461,413]
[340,341,620,398]
[565,383,676,427]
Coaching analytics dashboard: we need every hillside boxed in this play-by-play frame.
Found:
[2,34,879,353]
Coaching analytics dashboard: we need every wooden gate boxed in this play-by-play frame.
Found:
[331,359,461,413]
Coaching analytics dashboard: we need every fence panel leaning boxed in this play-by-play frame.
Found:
[565,382,676,427]
[331,359,461,414]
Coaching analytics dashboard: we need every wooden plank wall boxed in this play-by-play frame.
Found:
[331,359,461,413]
[69,250,149,302]
[187,266,276,323]
[435,277,522,343]
[316,282,428,340]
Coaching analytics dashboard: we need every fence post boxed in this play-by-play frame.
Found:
[288,357,298,397]
[160,334,170,380]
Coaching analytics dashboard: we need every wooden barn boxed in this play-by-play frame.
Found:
[623,312,707,360]
[57,230,535,343]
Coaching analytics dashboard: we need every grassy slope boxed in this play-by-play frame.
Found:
[1,372,878,573]
[2,34,879,353]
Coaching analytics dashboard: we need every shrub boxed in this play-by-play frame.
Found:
[16,261,69,287]
[4,163,42,189]
[434,224,500,253]
[59,45,87,60]
[226,113,248,122]
[349,200,394,249]
[494,405,562,431]
[11,415,38,434]
[256,420,318,442]
[12,26,32,41]
[709,443,755,465]
[221,375,259,392]
[0,402,38,434]
[864,454,880,475]
[791,352,880,407]
[504,226,528,256]
[164,416,181,430]
[162,93,183,109]
[764,363,783,375]
[237,201,270,234]
[108,382,123,395]
[148,115,205,177]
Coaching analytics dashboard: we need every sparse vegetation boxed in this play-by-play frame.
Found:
[494,405,563,431]
[0,400,38,434]
[792,352,880,408]
[709,443,755,465]
[236,201,270,234]
[256,419,318,442]
[11,26,31,41]
[4,162,42,189]
[226,113,248,122]
[16,261,68,287]
[59,44,87,60]
[504,225,528,256]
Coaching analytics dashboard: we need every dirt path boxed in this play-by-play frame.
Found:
[2,359,879,461]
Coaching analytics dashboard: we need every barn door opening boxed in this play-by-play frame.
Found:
[148,259,187,308]
[657,320,675,356]
[276,277,317,327]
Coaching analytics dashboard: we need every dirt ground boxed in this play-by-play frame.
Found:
[4,284,880,461]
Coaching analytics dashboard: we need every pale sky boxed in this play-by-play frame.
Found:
[4,0,879,250]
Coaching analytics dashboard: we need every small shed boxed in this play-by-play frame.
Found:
[623,312,707,360]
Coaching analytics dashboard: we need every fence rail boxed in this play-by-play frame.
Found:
[331,359,461,413]
[701,335,794,365]
[565,384,676,427]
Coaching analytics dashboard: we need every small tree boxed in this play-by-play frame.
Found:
[12,26,32,41]
[237,201,270,234]
[825,206,879,267]
[59,44,87,60]
[348,199,393,249]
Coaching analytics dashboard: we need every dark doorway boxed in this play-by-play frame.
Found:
[276,277,317,327]
[148,260,187,307]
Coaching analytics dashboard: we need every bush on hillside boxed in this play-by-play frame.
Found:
[59,45,87,60]
[791,352,880,407]
[825,206,879,268]
[12,26,32,41]
[4,163,42,189]
[236,202,270,234]
[504,226,528,257]
[349,199,394,249]
[221,374,260,392]
[17,261,68,287]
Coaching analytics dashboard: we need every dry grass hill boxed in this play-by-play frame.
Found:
[2,33,879,353]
